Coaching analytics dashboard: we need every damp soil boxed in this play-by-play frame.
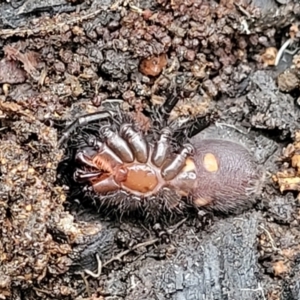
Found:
[1,0,300,299]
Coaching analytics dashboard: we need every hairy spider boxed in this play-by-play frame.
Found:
[58,96,264,218]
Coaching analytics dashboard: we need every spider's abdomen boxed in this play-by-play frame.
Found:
[190,139,264,212]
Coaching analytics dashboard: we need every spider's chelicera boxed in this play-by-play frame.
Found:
[58,97,264,217]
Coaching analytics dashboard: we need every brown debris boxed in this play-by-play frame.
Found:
[277,70,299,92]
[0,59,26,84]
[261,47,278,66]
[191,61,210,79]
[169,95,210,120]
[0,10,104,39]
[273,130,300,195]
[142,9,153,20]
[0,100,35,121]
[292,53,300,68]
[139,54,167,76]
[130,100,151,132]
[0,118,104,298]
[4,44,39,76]
[273,260,289,277]
[289,23,299,39]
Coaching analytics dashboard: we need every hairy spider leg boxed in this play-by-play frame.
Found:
[92,175,120,193]
[161,144,194,180]
[119,124,149,163]
[74,169,102,182]
[101,127,134,163]
[151,127,172,167]
[169,113,216,146]
[74,146,126,193]
[168,157,197,196]
[91,141,124,168]
[187,113,217,138]
[159,93,179,117]
[75,141,126,175]
[75,152,98,168]
[58,111,115,147]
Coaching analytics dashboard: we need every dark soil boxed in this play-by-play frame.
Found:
[1,0,300,299]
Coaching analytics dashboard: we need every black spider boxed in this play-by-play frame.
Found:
[57,95,264,218]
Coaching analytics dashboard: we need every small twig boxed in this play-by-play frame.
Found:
[130,5,143,14]
[234,3,252,18]
[275,38,293,66]
[215,122,250,135]
[167,218,187,234]
[103,238,159,267]
[241,282,266,300]
[81,238,159,281]
[80,272,91,298]
[259,225,281,253]
[33,288,53,296]
[102,99,124,105]
[84,253,102,278]
[189,228,201,242]
[111,0,123,10]
[0,9,104,38]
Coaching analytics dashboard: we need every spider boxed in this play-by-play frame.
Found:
[58,95,264,218]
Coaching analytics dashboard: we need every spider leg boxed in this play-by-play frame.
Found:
[151,127,172,167]
[157,93,217,136]
[76,168,121,193]
[186,113,216,138]
[75,148,123,193]
[168,161,197,196]
[92,175,120,193]
[75,148,124,178]
[75,152,97,168]
[58,111,115,147]
[101,127,134,163]
[158,93,179,122]
[161,144,194,180]
[120,124,149,163]
[172,112,217,143]
[74,169,102,182]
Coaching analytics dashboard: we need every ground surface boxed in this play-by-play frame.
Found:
[1,0,300,299]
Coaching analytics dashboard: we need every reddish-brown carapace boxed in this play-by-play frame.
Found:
[58,109,264,217]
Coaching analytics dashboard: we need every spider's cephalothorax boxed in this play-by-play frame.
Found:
[58,98,265,217]
[60,110,198,215]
